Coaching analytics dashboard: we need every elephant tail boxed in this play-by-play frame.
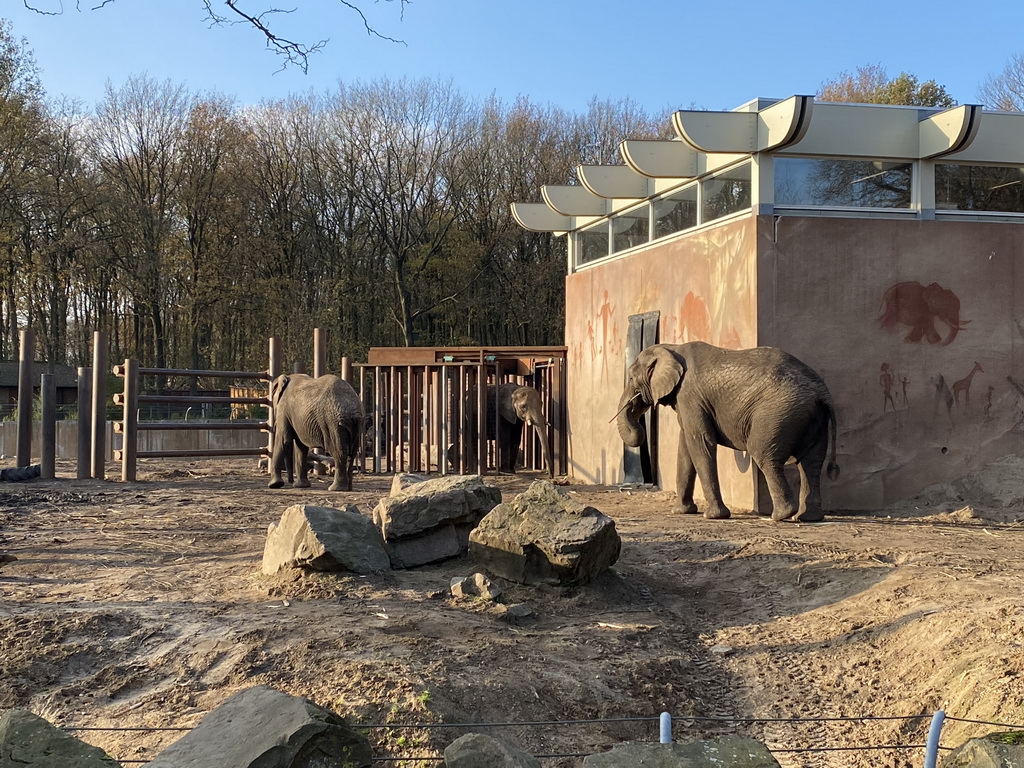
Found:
[825,401,840,481]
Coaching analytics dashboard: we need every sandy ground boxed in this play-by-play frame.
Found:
[2,459,1024,767]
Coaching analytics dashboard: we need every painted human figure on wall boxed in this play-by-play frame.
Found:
[880,363,897,412]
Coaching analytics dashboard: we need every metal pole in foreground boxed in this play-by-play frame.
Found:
[659,712,672,744]
[90,331,108,480]
[923,710,945,768]
[121,359,138,482]
[40,374,56,479]
[16,329,34,467]
[76,367,92,480]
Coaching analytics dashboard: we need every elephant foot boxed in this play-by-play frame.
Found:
[328,482,351,491]
[294,478,311,489]
[672,501,700,515]
[793,508,826,523]
[268,478,285,489]
[770,506,799,522]
[704,504,731,520]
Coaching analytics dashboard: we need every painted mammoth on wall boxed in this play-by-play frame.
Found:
[268,373,364,491]
[451,382,553,477]
[616,342,839,522]
[879,281,968,346]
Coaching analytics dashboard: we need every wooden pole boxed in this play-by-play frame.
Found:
[313,328,326,378]
[16,329,34,466]
[76,367,92,479]
[121,359,138,482]
[91,331,108,479]
[40,374,55,479]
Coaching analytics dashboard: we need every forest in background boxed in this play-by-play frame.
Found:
[0,19,670,374]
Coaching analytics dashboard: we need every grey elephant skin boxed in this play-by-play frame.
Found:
[453,383,553,477]
[616,342,839,522]
[268,373,364,491]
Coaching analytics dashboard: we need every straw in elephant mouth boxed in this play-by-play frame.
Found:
[608,392,643,423]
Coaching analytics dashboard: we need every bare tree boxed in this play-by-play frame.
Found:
[980,53,1024,111]
[818,64,955,107]
[23,0,410,73]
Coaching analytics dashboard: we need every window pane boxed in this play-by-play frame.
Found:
[612,204,650,253]
[702,163,752,222]
[936,164,1024,213]
[578,221,609,264]
[775,157,911,208]
[653,186,698,238]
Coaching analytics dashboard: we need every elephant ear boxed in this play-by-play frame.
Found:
[497,383,519,424]
[271,374,291,406]
[647,346,685,402]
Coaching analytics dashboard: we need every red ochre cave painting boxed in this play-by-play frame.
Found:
[880,360,990,421]
[878,281,969,346]
[678,292,710,342]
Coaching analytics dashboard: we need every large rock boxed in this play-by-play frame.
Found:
[582,737,781,767]
[0,709,121,767]
[373,474,502,568]
[941,731,1024,767]
[469,480,620,586]
[148,685,372,768]
[262,504,390,575]
[444,733,540,767]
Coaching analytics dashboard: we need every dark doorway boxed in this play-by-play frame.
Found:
[622,311,659,484]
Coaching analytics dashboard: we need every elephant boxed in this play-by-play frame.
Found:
[879,281,968,346]
[450,382,553,477]
[615,342,839,522]
[268,373,364,491]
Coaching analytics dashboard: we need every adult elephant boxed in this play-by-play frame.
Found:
[615,342,839,522]
[268,373,364,491]
[452,382,553,477]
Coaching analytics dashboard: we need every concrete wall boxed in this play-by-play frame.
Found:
[565,215,759,507]
[763,216,1024,509]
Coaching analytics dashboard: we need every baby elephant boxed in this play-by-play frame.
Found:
[268,373,364,491]
[616,342,839,522]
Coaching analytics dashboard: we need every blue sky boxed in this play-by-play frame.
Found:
[4,1,1024,115]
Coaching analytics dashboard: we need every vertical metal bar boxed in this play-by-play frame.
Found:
[408,365,420,473]
[476,360,487,475]
[424,366,433,473]
[923,710,945,768]
[40,374,56,479]
[439,366,448,476]
[16,328,34,467]
[91,331,108,479]
[267,336,281,470]
[121,359,138,482]
[358,365,366,473]
[659,712,672,744]
[373,366,382,474]
[76,367,92,480]
[552,357,565,476]
[313,327,326,378]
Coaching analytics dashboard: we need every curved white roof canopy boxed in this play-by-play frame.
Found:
[511,96,1024,233]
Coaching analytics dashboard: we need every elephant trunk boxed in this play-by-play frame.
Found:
[616,391,647,448]
[532,422,554,478]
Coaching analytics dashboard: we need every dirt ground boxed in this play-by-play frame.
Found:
[2,459,1024,767]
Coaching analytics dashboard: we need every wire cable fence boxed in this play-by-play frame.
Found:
[64,710,1024,766]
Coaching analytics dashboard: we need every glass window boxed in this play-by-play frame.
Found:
[775,157,912,208]
[653,185,698,239]
[611,204,650,253]
[935,164,1024,213]
[578,221,609,265]
[702,163,752,222]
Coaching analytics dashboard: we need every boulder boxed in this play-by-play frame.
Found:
[147,685,372,768]
[262,504,390,575]
[444,733,540,768]
[450,572,502,601]
[469,481,620,586]
[582,736,781,767]
[941,731,1024,767]
[0,709,121,767]
[373,475,502,568]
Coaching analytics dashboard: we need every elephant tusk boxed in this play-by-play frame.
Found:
[609,392,642,423]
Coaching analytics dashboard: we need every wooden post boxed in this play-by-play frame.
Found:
[16,329,34,467]
[91,331,108,479]
[340,356,352,383]
[292,361,306,374]
[76,367,92,479]
[40,374,55,479]
[121,359,139,482]
[313,328,326,378]
[373,366,382,475]
[266,336,281,470]
[476,360,487,475]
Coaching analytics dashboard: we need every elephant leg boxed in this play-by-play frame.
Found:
[328,451,348,491]
[293,441,311,488]
[268,426,292,488]
[793,436,828,522]
[672,436,699,515]
[687,431,731,520]
[758,457,798,521]
[501,421,524,473]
